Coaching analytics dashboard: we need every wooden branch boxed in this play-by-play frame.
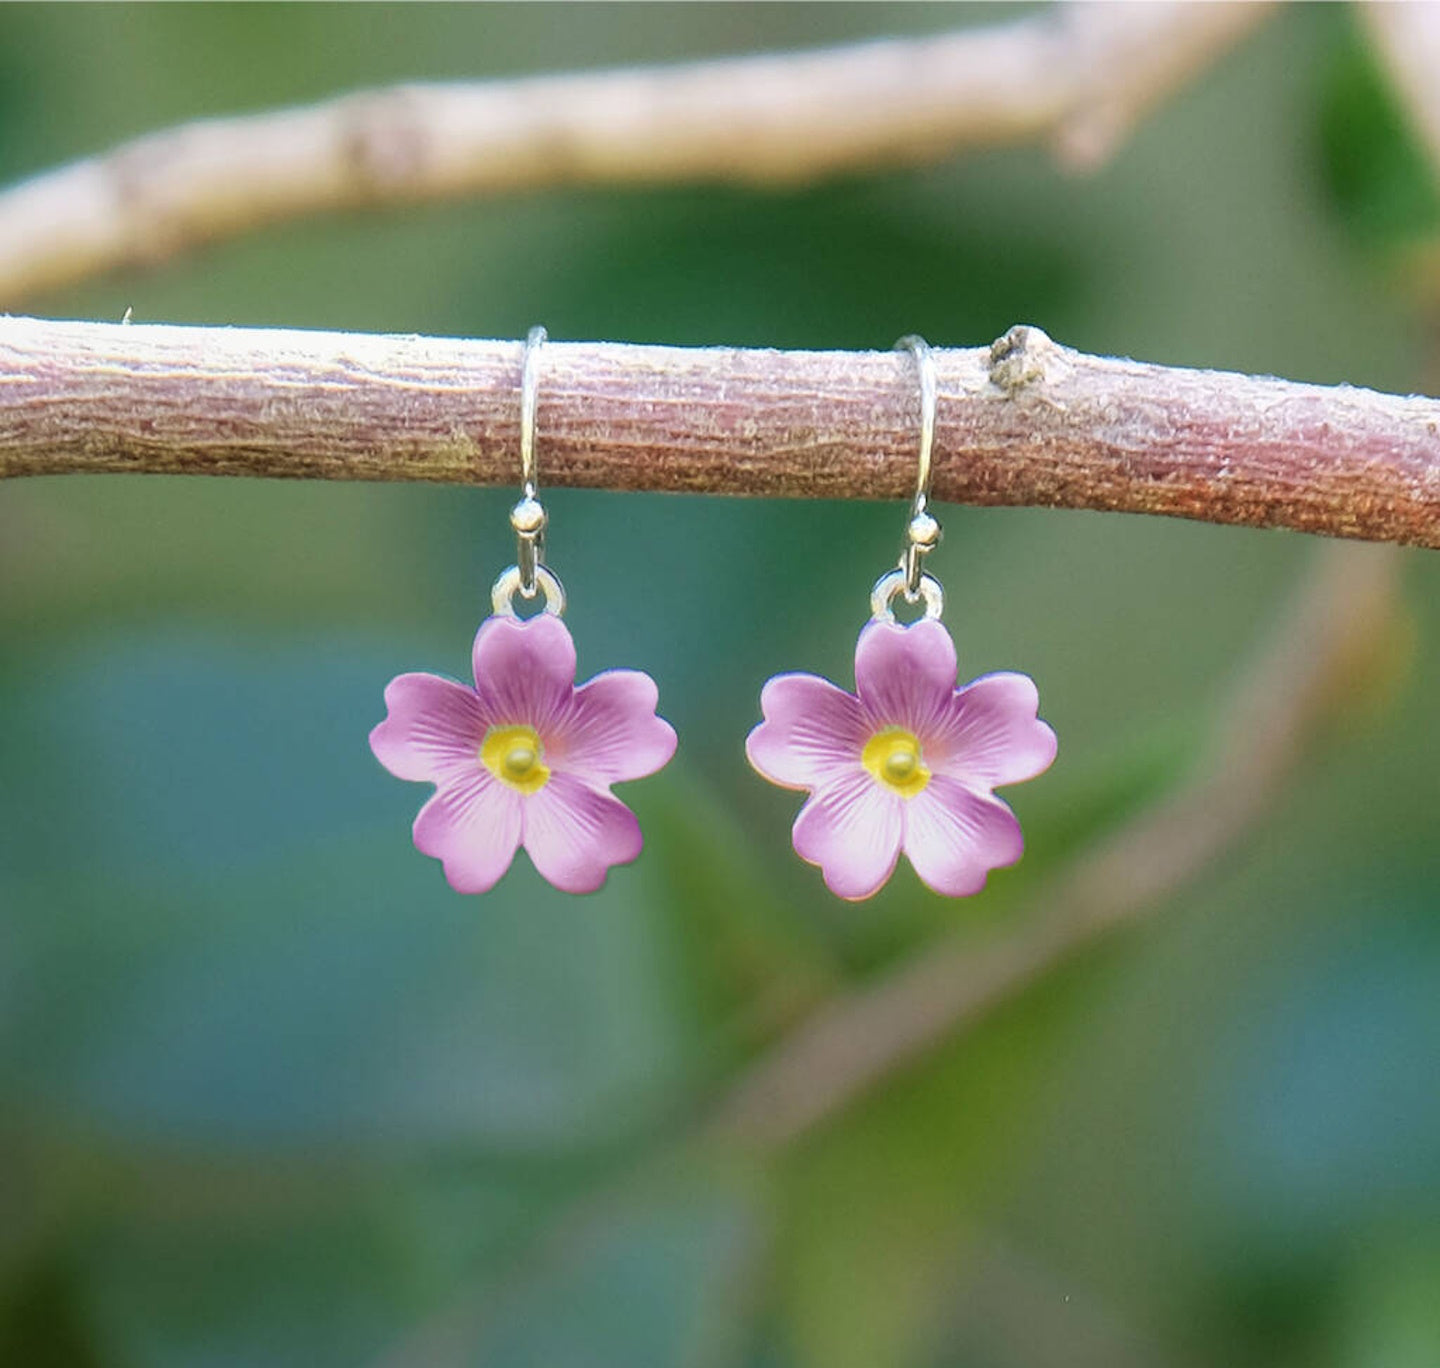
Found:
[0,2,1271,304]
[709,540,1403,1147]
[2,316,1437,548]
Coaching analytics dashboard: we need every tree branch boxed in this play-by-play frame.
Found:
[2,316,1436,548]
[709,540,1404,1147]
[0,2,1272,304]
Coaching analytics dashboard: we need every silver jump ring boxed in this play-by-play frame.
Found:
[870,568,944,623]
[491,563,566,618]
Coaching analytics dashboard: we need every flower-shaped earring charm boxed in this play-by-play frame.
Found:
[372,613,675,894]
[371,328,676,894]
[747,336,1055,900]
[747,616,1054,900]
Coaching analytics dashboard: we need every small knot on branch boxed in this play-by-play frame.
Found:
[988,323,1056,393]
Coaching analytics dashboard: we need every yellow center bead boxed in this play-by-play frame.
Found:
[480,724,551,794]
[862,727,931,798]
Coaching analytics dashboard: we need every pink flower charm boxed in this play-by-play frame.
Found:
[371,614,676,895]
[746,618,1056,900]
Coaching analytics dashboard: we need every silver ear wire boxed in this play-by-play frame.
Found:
[895,333,941,597]
[512,324,548,598]
[870,334,944,622]
[491,326,567,618]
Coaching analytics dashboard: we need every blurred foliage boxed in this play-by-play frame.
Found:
[1317,9,1440,251]
[1,5,1438,1368]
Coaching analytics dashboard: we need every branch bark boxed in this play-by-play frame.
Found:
[0,2,1272,304]
[2,316,1437,548]
[709,539,1404,1147]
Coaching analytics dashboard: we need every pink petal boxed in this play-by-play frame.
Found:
[521,772,643,895]
[853,618,959,733]
[792,771,904,901]
[370,672,488,784]
[556,669,678,785]
[902,775,1024,897]
[471,614,577,730]
[927,672,1058,787]
[413,771,524,895]
[746,672,869,791]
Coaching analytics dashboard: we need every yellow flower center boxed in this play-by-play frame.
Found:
[480,724,551,794]
[862,726,931,798]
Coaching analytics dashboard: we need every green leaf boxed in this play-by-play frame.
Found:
[1317,13,1440,250]
[631,770,839,1064]
[446,1158,766,1368]
[774,962,1102,1368]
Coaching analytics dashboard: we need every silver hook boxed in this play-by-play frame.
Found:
[894,333,943,600]
[869,336,945,622]
[519,324,544,502]
[511,325,549,599]
[491,326,566,617]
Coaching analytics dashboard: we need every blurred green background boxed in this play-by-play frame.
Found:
[2,4,1438,1366]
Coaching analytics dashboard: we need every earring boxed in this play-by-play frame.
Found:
[370,327,677,895]
[746,335,1056,901]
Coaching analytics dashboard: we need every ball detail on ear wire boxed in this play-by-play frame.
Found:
[907,511,942,549]
[510,497,547,535]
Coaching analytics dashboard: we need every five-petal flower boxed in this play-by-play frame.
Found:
[746,617,1056,900]
[371,614,676,895]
